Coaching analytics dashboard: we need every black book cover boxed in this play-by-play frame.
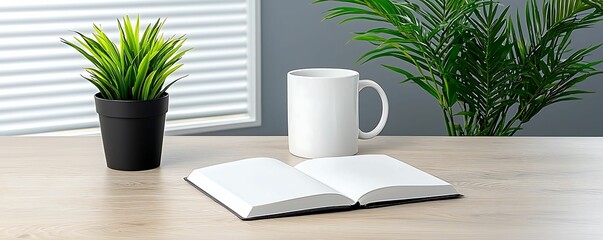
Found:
[185,177,463,221]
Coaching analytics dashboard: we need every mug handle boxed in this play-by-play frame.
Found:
[358,80,389,139]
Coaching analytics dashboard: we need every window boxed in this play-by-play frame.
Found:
[0,0,261,135]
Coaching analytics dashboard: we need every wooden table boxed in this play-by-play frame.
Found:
[1,137,602,239]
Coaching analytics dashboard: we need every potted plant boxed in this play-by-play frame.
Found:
[62,16,190,170]
[316,0,603,136]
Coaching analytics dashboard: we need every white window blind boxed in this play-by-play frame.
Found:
[0,0,261,136]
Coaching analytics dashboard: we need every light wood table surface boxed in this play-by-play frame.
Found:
[1,136,602,239]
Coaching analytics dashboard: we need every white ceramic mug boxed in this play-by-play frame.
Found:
[287,68,389,158]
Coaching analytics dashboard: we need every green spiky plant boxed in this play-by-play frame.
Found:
[316,0,603,136]
[61,15,190,101]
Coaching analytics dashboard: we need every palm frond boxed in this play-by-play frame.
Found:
[511,0,603,127]
[457,2,516,136]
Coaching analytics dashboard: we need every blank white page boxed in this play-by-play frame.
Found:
[295,155,454,202]
[187,158,352,218]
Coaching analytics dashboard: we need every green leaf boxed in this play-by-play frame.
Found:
[455,111,475,117]
[156,75,188,99]
[140,70,157,100]
[383,64,439,99]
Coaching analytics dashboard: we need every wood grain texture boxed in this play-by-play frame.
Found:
[1,136,603,239]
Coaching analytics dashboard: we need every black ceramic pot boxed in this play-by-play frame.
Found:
[94,93,169,171]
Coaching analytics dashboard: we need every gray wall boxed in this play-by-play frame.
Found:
[205,0,603,136]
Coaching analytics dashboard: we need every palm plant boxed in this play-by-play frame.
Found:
[61,15,190,100]
[316,0,603,136]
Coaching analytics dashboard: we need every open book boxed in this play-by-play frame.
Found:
[185,155,461,220]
